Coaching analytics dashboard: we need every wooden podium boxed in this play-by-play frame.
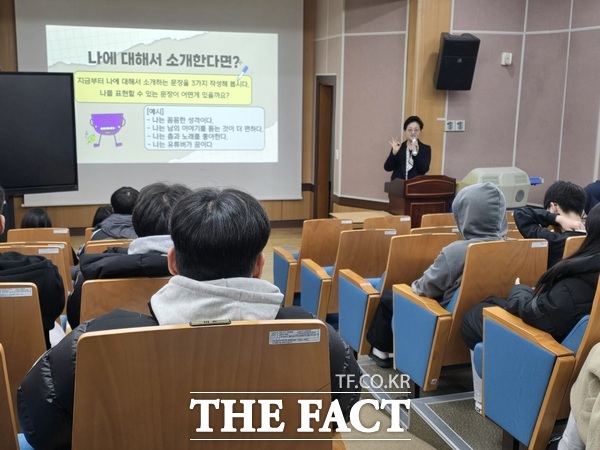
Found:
[385,175,456,228]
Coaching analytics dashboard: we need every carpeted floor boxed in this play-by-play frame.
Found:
[352,358,504,450]
[341,391,437,450]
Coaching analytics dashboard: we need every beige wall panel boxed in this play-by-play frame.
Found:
[560,29,600,184]
[445,35,523,180]
[345,0,408,34]
[332,203,374,213]
[516,33,568,205]
[572,0,600,29]
[453,0,526,32]
[327,36,342,193]
[315,0,329,39]
[340,34,406,201]
[527,0,571,31]
[315,39,328,74]
[281,192,312,220]
[262,201,283,221]
[14,200,105,229]
[46,205,104,228]
[328,0,344,37]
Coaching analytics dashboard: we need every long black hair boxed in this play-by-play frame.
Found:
[21,208,53,228]
[534,203,600,295]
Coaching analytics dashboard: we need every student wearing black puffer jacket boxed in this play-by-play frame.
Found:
[18,188,362,450]
[462,203,600,415]
[18,306,361,450]
[0,252,64,348]
[67,182,191,327]
[462,203,600,351]
[0,187,64,349]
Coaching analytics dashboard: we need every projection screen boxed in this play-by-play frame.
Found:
[14,0,303,206]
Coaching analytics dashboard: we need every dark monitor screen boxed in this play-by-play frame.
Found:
[0,72,78,195]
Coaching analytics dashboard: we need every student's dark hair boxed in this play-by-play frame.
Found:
[542,181,586,216]
[132,182,191,237]
[403,115,424,131]
[20,208,53,228]
[0,186,4,215]
[170,187,271,281]
[92,206,113,227]
[110,186,139,215]
[535,203,600,294]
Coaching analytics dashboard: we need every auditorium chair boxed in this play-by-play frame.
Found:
[8,227,75,265]
[83,239,134,254]
[362,215,411,235]
[0,242,72,298]
[477,279,600,450]
[79,277,170,322]
[338,233,459,355]
[71,320,333,450]
[562,234,586,259]
[0,344,35,450]
[0,283,46,434]
[410,225,462,236]
[392,239,548,393]
[300,229,396,322]
[505,229,523,239]
[273,218,353,307]
[84,227,94,242]
[420,213,455,227]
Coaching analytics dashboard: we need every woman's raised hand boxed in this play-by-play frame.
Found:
[389,137,401,155]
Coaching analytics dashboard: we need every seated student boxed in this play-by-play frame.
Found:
[584,179,600,216]
[514,180,586,268]
[76,206,115,258]
[366,182,508,368]
[91,205,113,228]
[67,182,191,327]
[0,187,64,349]
[21,208,79,266]
[18,187,362,449]
[90,186,139,240]
[21,208,53,228]
[558,342,600,450]
[462,203,600,414]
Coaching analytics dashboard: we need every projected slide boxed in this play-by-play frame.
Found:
[46,25,278,164]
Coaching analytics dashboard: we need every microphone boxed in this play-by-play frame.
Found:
[411,137,418,156]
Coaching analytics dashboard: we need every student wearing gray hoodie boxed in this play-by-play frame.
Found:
[412,181,509,304]
[367,182,508,368]
[151,188,284,324]
[18,187,361,450]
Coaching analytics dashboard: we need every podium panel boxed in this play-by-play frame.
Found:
[385,175,456,228]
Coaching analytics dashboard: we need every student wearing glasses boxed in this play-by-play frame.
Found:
[384,115,431,180]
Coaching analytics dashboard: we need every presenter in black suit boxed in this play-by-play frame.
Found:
[384,115,431,180]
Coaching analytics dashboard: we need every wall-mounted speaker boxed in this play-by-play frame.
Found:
[434,33,480,91]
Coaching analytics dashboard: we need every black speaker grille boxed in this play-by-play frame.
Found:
[434,33,481,90]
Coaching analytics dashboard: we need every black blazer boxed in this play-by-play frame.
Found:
[384,140,431,180]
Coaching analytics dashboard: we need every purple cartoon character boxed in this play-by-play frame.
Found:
[90,113,126,147]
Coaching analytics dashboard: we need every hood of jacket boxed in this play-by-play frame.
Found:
[150,275,283,325]
[80,251,170,279]
[585,180,600,215]
[128,235,173,255]
[0,252,50,273]
[94,214,137,240]
[453,182,508,240]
